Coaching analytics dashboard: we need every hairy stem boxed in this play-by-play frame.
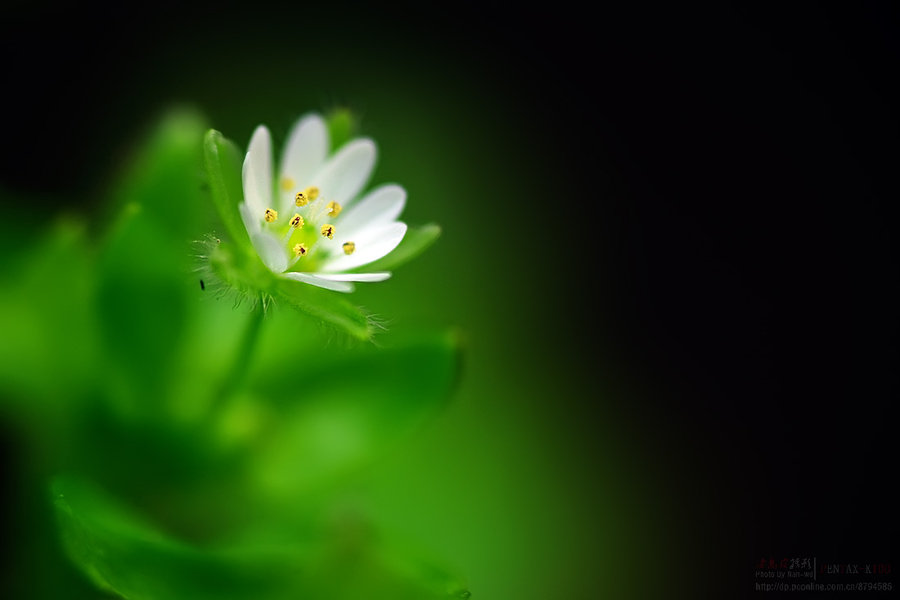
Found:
[211,296,267,413]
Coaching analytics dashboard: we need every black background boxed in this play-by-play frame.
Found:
[2,2,897,598]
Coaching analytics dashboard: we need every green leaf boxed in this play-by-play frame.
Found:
[0,216,100,407]
[241,327,461,497]
[356,223,441,273]
[95,203,189,405]
[52,476,292,600]
[109,109,210,239]
[203,129,252,253]
[52,476,470,600]
[88,113,231,408]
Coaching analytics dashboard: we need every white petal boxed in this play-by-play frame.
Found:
[280,114,328,186]
[282,272,355,293]
[322,222,407,272]
[310,139,376,206]
[337,184,406,240]
[242,125,273,216]
[313,272,392,282]
[239,202,261,235]
[250,231,288,273]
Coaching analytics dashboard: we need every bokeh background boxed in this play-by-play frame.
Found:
[2,2,898,598]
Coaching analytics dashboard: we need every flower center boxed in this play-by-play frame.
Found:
[261,180,357,272]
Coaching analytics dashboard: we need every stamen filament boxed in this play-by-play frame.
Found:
[284,214,305,242]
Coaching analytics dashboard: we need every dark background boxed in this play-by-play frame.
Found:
[3,2,897,598]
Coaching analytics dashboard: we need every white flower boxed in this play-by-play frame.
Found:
[239,114,407,293]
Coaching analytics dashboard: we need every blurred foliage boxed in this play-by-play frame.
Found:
[0,110,465,598]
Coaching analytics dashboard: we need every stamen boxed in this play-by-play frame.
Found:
[304,186,320,202]
[293,243,308,257]
[320,224,335,239]
[281,177,295,191]
[264,208,278,223]
[326,201,342,217]
[342,241,356,255]
[290,214,304,228]
[295,191,308,207]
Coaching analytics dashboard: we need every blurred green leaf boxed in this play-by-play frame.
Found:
[53,476,293,600]
[52,476,470,600]
[0,217,100,408]
[0,188,44,273]
[95,203,188,406]
[89,112,232,409]
[109,109,210,239]
[202,130,252,253]
[240,326,461,498]
[357,223,441,273]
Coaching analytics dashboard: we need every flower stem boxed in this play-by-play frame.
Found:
[211,297,267,413]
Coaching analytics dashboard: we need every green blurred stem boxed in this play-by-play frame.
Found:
[212,299,266,413]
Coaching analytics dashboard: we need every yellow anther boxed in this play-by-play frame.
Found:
[280,177,295,191]
[326,201,342,217]
[295,191,308,207]
[342,241,356,255]
[290,214,304,228]
[320,224,335,239]
[304,186,320,202]
[293,243,308,257]
[264,208,278,223]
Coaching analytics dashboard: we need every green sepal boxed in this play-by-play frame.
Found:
[206,239,277,302]
[202,129,252,253]
[206,242,375,342]
[326,108,357,151]
[356,223,441,273]
[271,276,375,342]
